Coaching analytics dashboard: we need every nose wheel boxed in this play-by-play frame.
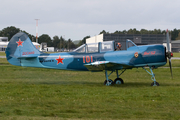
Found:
[151,81,159,86]
[143,67,160,86]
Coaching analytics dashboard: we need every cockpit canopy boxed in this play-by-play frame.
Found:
[73,39,136,53]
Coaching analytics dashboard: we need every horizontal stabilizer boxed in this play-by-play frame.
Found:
[17,54,39,59]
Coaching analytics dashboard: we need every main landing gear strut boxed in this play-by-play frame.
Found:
[104,69,126,86]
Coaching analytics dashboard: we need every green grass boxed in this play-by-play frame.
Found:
[0,59,180,119]
[0,52,6,56]
[173,52,180,57]
[164,59,180,67]
[0,58,9,65]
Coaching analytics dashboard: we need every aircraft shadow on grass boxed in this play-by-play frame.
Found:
[26,81,180,88]
[6,30,173,86]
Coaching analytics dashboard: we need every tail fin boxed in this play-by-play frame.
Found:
[6,32,41,66]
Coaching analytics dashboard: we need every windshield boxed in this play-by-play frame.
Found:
[101,41,114,52]
[73,41,115,53]
[73,43,99,53]
[73,44,86,53]
[86,43,98,53]
[126,39,137,49]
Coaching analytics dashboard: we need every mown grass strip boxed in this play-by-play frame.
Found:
[0,52,6,56]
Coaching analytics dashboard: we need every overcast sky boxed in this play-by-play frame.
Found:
[1,0,180,40]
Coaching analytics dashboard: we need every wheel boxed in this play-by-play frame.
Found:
[151,82,159,86]
[104,79,114,86]
[114,78,124,85]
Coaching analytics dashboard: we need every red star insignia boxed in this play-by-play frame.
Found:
[16,39,23,47]
[56,55,64,65]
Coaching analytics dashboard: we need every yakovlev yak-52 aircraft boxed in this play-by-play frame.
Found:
[5,30,173,86]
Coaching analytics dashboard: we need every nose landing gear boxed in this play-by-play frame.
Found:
[142,66,159,86]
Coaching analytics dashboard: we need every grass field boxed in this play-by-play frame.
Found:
[0,58,180,120]
[173,52,180,57]
[0,52,5,56]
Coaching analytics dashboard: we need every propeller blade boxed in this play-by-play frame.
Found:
[169,58,173,79]
[166,29,170,52]
[166,29,173,78]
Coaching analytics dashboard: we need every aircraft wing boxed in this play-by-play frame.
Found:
[84,61,133,71]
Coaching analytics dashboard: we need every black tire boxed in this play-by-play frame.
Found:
[104,79,114,86]
[114,78,124,85]
[151,82,159,86]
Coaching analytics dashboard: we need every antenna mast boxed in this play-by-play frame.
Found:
[35,19,40,43]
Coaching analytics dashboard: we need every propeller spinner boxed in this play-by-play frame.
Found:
[166,29,173,78]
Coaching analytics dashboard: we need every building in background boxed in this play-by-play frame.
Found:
[32,42,40,50]
[86,34,175,52]
[0,37,8,51]
[0,37,41,51]
[40,42,54,52]
[171,40,180,52]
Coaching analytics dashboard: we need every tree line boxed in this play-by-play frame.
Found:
[1,26,180,50]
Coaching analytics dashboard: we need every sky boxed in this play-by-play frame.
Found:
[1,0,180,40]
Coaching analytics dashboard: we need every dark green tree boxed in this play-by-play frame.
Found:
[140,29,149,34]
[114,30,124,34]
[127,28,140,34]
[78,36,90,46]
[99,30,107,34]
[175,32,180,40]
[52,36,60,48]
[171,28,180,40]
[152,29,162,34]
[0,26,35,41]
[0,26,20,40]
[59,36,64,49]
[161,30,166,35]
[122,30,127,34]
[67,38,76,50]
[38,34,52,46]
[22,30,35,42]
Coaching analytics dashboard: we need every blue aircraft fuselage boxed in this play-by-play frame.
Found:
[5,32,171,86]
[21,44,166,71]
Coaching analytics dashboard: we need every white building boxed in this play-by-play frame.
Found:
[0,37,8,51]
[0,42,8,51]
[32,42,40,50]
[171,40,180,52]
[86,34,103,44]
[86,33,169,51]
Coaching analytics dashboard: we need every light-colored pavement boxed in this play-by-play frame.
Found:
[0,56,6,58]
[172,57,180,60]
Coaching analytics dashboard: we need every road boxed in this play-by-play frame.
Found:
[0,56,6,58]
[172,57,180,60]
